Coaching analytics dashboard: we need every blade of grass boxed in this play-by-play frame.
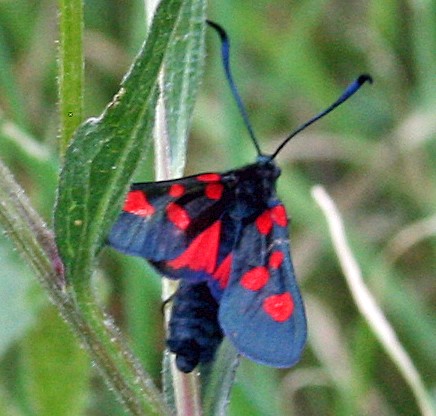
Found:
[312,185,435,416]
[58,0,84,155]
[201,340,239,416]
[145,0,207,414]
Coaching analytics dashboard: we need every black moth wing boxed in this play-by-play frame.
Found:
[107,171,240,289]
[219,198,307,367]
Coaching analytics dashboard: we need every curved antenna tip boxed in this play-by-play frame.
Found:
[207,19,262,156]
[270,74,373,160]
[358,74,373,85]
[206,20,226,39]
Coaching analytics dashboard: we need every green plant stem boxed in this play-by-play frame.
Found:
[0,160,170,415]
[74,292,169,416]
[155,67,203,416]
[58,0,84,155]
[145,1,204,415]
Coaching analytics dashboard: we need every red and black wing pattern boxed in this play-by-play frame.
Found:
[108,163,306,369]
[108,172,238,297]
[218,200,307,367]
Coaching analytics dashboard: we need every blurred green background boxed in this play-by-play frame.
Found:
[0,0,435,415]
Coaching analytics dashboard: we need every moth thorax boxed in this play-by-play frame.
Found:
[233,162,280,213]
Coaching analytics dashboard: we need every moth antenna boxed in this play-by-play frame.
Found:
[207,20,262,156]
[270,74,373,160]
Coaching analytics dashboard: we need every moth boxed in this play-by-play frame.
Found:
[108,20,372,372]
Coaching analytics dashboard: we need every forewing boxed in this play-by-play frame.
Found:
[108,172,237,288]
[218,202,307,367]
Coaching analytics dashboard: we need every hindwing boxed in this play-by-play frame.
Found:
[218,200,307,367]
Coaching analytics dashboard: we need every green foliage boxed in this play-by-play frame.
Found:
[0,238,35,357]
[22,307,90,416]
[160,0,207,176]
[55,0,184,290]
[0,0,435,415]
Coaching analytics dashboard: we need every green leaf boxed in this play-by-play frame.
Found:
[54,0,184,288]
[147,1,208,411]
[201,340,239,416]
[161,0,207,175]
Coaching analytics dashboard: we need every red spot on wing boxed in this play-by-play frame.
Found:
[205,183,224,200]
[213,253,232,289]
[167,221,222,273]
[240,267,269,291]
[269,251,284,269]
[263,292,294,322]
[166,202,191,230]
[271,205,287,227]
[169,184,185,198]
[196,173,221,182]
[255,210,273,235]
[124,190,155,217]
